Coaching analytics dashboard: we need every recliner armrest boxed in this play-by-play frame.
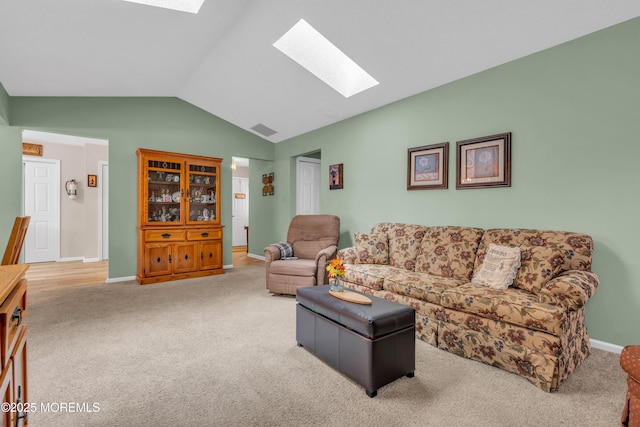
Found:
[538,270,599,311]
[264,245,282,262]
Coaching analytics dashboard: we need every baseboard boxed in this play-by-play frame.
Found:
[59,257,83,262]
[223,264,233,270]
[105,276,136,284]
[591,338,624,354]
[248,253,265,261]
[59,257,101,263]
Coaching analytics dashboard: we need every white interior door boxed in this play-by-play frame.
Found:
[232,177,249,246]
[100,161,109,260]
[296,157,321,215]
[23,158,60,263]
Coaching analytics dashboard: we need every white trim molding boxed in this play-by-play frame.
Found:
[105,276,136,284]
[59,257,84,262]
[591,339,624,354]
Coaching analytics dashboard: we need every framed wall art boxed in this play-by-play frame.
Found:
[407,142,448,190]
[262,173,274,196]
[456,132,511,189]
[329,164,343,190]
[88,174,97,187]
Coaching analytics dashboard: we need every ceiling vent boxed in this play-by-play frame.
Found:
[251,123,277,137]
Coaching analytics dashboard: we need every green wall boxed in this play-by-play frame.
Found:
[0,125,23,248]
[272,18,640,346]
[0,83,9,125]
[6,97,274,278]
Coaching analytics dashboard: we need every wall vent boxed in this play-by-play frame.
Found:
[251,123,277,137]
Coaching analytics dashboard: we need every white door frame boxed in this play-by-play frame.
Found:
[231,176,249,247]
[98,160,109,260]
[22,156,61,263]
[296,156,321,215]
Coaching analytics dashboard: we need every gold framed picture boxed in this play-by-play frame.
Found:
[407,142,448,190]
[456,132,511,189]
[88,174,97,187]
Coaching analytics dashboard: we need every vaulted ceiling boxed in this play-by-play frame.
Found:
[2,1,639,143]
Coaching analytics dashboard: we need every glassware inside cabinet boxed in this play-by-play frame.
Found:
[188,163,217,222]
[147,160,182,223]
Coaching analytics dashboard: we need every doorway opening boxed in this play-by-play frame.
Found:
[21,130,109,265]
[231,156,250,254]
[296,155,321,215]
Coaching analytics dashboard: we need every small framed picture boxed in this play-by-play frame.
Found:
[88,174,97,187]
[329,164,343,190]
[407,142,449,190]
[456,132,511,189]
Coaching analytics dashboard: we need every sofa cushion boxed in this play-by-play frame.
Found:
[354,232,389,265]
[371,223,428,271]
[440,282,567,336]
[438,307,562,356]
[414,226,484,281]
[383,270,465,305]
[471,244,521,289]
[514,245,564,294]
[475,228,593,274]
[343,264,400,291]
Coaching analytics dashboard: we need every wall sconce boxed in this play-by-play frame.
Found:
[231,159,237,171]
[65,179,78,200]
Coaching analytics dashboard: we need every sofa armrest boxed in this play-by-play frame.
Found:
[538,270,599,311]
[337,246,357,264]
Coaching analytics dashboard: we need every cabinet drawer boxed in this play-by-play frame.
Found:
[144,230,186,242]
[0,279,26,368]
[187,229,222,241]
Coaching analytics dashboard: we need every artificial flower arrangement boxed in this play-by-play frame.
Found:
[326,258,345,279]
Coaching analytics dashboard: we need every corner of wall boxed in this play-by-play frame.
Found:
[0,82,10,125]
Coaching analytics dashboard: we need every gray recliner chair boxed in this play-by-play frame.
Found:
[264,215,340,295]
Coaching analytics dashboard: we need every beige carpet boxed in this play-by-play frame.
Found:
[27,265,626,426]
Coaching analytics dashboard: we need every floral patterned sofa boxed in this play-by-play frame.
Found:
[336,223,599,392]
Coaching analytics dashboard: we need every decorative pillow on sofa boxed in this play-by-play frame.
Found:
[355,232,389,265]
[471,244,521,289]
[514,245,564,294]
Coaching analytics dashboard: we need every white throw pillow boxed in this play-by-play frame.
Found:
[471,244,521,289]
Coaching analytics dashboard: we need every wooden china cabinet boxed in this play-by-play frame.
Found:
[136,149,224,285]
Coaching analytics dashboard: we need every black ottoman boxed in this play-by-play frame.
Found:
[296,285,415,397]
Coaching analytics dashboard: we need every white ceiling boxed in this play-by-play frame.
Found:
[2,1,639,143]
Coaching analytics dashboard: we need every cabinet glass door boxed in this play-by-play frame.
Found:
[187,163,218,224]
[146,159,182,224]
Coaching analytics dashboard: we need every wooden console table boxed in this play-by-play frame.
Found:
[0,264,28,427]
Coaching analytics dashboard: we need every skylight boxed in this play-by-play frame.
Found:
[121,0,205,14]
[273,19,379,98]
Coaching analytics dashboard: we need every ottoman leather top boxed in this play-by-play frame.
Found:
[296,285,415,339]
